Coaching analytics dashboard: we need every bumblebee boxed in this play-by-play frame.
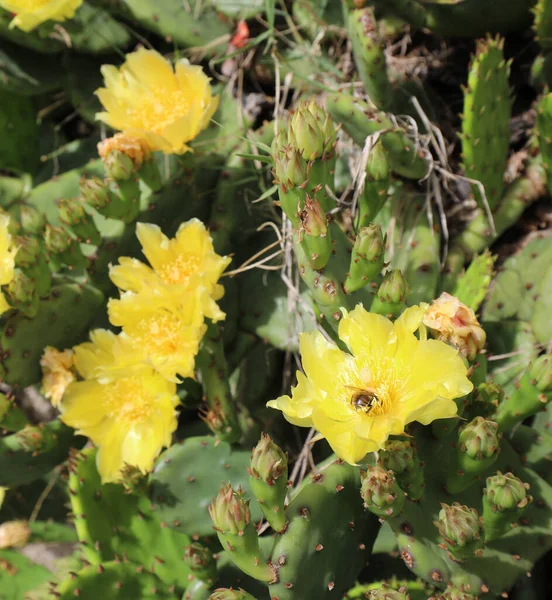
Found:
[346,385,381,414]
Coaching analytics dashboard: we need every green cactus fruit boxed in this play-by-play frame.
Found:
[185,543,217,586]
[494,359,552,432]
[44,224,87,270]
[446,417,502,493]
[102,150,135,181]
[68,448,191,590]
[208,483,275,583]
[196,322,242,443]
[536,92,552,195]
[461,36,511,212]
[268,460,379,600]
[344,224,385,293]
[272,141,308,226]
[0,279,104,387]
[534,0,552,51]
[359,142,391,227]
[7,203,44,236]
[437,503,485,561]
[451,250,495,312]
[326,93,430,180]
[58,198,101,245]
[482,471,533,541]
[361,465,406,519]
[348,7,393,110]
[208,589,257,600]
[379,440,424,501]
[0,548,51,600]
[0,391,28,431]
[0,419,82,487]
[370,269,408,318]
[150,436,263,537]
[54,560,173,599]
[4,268,38,317]
[297,196,332,270]
[289,100,336,162]
[248,433,288,533]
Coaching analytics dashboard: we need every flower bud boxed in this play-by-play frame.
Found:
[470,382,503,419]
[5,268,36,314]
[423,292,486,361]
[379,439,424,501]
[437,503,484,560]
[458,417,501,463]
[208,483,251,535]
[344,224,385,293]
[289,101,336,161]
[361,465,405,519]
[298,196,332,270]
[44,225,71,254]
[184,543,217,583]
[14,236,40,269]
[0,392,28,431]
[58,199,101,245]
[371,270,408,319]
[438,588,476,600]
[80,176,114,210]
[367,586,409,600]
[0,520,30,549]
[250,433,287,484]
[484,472,532,512]
[529,354,552,392]
[209,589,256,600]
[98,133,150,180]
[8,204,45,235]
[273,143,309,190]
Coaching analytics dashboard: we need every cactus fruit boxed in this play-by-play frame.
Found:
[361,466,406,519]
[436,503,485,561]
[344,224,386,294]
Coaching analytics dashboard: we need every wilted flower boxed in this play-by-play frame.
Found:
[40,346,76,407]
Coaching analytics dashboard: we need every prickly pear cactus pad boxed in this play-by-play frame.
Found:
[2,2,552,600]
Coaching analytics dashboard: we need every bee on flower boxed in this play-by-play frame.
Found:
[0,211,17,316]
[0,0,83,32]
[267,304,473,465]
[95,48,219,155]
[422,292,486,361]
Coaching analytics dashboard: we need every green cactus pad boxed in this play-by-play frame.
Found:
[461,36,511,212]
[55,560,174,599]
[0,279,104,387]
[150,436,262,537]
[536,92,552,195]
[0,549,51,600]
[68,448,191,590]
[451,250,495,312]
[534,0,552,51]
[268,459,379,600]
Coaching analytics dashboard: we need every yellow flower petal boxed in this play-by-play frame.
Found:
[94,49,218,155]
[40,346,76,407]
[267,303,473,464]
[0,212,17,288]
[0,0,82,32]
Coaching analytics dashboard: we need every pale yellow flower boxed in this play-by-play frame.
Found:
[107,286,206,382]
[0,520,30,549]
[268,304,473,464]
[40,346,76,407]
[0,0,82,32]
[109,220,231,323]
[97,132,151,170]
[59,329,179,483]
[95,48,219,154]
[423,292,486,361]
[0,211,17,316]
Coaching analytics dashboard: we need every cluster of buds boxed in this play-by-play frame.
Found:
[423,292,486,361]
[378,439,424,501]
[360,465,406,519]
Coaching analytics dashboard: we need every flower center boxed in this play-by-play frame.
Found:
[156,253,201,285]
[131,311,181,354]
[104,377,155,425]
[129,89,191,134]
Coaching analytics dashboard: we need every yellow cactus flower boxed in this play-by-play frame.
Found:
[423,292,486,361]
[0,0,83,32]
[267,304,473,465]
[107,287,206,382]
[0,211,17,316]
[59,329,179,483]
[40,346,76,407]
[0,520,30,549]
[109,220,231,323]
[95,48,219,154]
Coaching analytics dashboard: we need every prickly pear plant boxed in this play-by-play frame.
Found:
[1,2,552,599]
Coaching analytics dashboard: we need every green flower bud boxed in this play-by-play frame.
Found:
[80,176,114,210]
[58,199,101,245]
[273,143,309,190]
[484,472,532,512]
[6,268,36,307]
[289,101,336,161]
[250,433,288,484]
[529,354,552,392]
[102,150,135,181]
[8,204,45,236]
[458,417,501,462]
[298,196,332,270]
[470,382,503,418]
[361,465,405,519]
[370,270,408,319]
[344,224,385,293]
[439,588,476,600]
[379,439,424,501]
[209,588,256,600]
[14,236,40,268]
[208,483,251,535]
[367,586,409,600]
[184,542,217,584]
[44,225,71,255]
[437,503,484,560]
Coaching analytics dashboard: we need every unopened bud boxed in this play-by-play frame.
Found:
[0,520,30,549]
[58,199,101,245]
[458,417,501,463]
[44,225,71,255]
[423,292,486,361]
[273,143,309,190]
[379,439,424,501]
[98,133,150,180]
[80,176,114,210]
[437,503,484,560]
[370,269,408,318]
[250,433,287,484]
[14,236,40,268]
[345,224,385,293]
[298,196,332,269]
[208,483,251,535]
[184,543,217,583]
[289,101,336,161]
[470,382,503,418]
[529,354,552,392]
[209,589,256,600]
[8,204,44,235]
[5,268,36,307]
[360,466,405,519]
[368,586,409,600]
